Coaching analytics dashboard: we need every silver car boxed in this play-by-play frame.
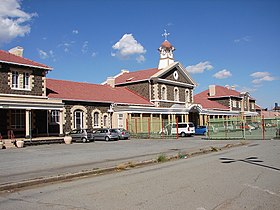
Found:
[70,129,95,143]
[114,128,130,140]
[92,128,119,141]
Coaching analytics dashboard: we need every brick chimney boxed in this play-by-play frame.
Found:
[209,85,216,96]
[9,46,24,57]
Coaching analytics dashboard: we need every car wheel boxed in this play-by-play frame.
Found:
[82,137,87,143]
[105,136,110,142]
[181,132,186,137]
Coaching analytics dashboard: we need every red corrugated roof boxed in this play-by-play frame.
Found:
[47,78,153,106]
[208,85,241,98]
[194,89,229,110]
[115,68,159,84]
[0,50,51,70]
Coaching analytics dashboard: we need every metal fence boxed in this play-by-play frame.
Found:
[206,116,280,140]
[126,118,181,139]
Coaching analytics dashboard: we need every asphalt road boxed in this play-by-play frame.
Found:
[0,137,244,185]
[0,140,279,209]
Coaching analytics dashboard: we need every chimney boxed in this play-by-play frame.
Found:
[106,77,115,88]
[225,84,230,89]
[209,85,216,96]
[9,46,24,57]
[231,85,235,90]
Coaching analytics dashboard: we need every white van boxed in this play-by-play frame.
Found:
[162,122,195,137]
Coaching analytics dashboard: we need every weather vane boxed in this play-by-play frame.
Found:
[162,29,170,41]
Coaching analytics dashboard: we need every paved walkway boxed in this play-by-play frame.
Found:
[0,137,252,189]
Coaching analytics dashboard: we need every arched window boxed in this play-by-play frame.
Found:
[103,115,108,127]
[174,87,179,101]
[94,112,99,127]
[74,110,84,129]
[161,85,167,100]
[185,89,190,103]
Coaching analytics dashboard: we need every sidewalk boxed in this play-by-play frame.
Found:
[0,138,249,191]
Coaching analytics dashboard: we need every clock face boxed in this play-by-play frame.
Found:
[173,71,178,80]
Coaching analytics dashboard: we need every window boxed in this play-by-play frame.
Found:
[23,72,30,89]
[232,100,237,108]
[74,110,84,129]
[94,112,99,127]
[185,89,190,103]
[103,115,108,127]
[12,71,19,88]
[11,110,25,129]
[118,114,123,128]
[251,103,255,109]
[161,85,167,100]
[174,87,179,101]
[51,110,59,123]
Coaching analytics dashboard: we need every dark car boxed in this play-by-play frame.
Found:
[92,128,119,141]
[195,126,207,135]
[114,128,130,140]
[70,129,95,143]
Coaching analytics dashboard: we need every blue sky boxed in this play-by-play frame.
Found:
[1,0,279,109]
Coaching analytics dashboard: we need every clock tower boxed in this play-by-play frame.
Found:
[158,30,175,69]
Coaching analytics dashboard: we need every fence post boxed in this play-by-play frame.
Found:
[126,118,128,131]
[207,116,210,139]
[176,117,179,139]
[148,118,150,139]
[161,118,164,139]
[262,115,265,140]
[135,118,137,138]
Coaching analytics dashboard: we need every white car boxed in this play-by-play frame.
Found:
[161,122,195,137]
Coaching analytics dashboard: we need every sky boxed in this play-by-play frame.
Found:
[0,0,279,109]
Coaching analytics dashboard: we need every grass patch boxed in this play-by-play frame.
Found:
[157,154,167,162]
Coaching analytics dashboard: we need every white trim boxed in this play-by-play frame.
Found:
[155,78,195,88]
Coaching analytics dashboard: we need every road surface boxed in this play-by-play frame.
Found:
[0,140,279,209]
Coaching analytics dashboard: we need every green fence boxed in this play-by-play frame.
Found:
[127,118,180,139]
[207,116,280,140]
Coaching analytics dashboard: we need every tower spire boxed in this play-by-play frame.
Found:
[162,29,170,41]
[158,30,175,69]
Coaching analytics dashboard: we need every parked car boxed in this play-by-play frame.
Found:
[92,128,119,141]
[69,129,95,143]
[195,126,207,135]
[161,122,195,137]
[114,128,130,140]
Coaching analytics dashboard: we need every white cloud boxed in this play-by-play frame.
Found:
[185,61,213,74]
[38,49,55,61]
[91,52,97,57]
[82,41,88,53]
[0,0,37,45]
[234,36,251,43]
[112,34,146,61]
[213,69,232,79]
[250,71,277,84]
[136,55,145,63]
[38,49,48,59]
[72,30,79,34]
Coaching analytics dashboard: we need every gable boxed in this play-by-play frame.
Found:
[151,62,197,87]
